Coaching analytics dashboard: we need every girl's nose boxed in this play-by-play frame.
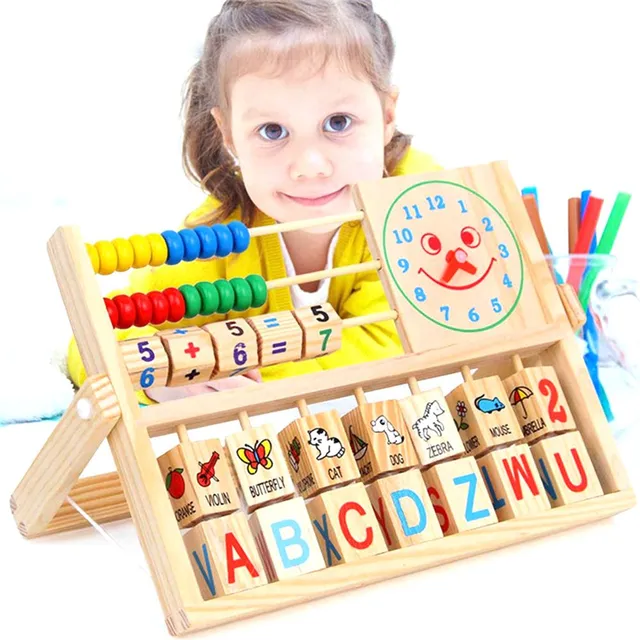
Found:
[289,147,333,181]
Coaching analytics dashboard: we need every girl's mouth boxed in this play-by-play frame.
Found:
[281,186,347,206]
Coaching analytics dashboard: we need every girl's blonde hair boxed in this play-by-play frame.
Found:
[181,0,412,227]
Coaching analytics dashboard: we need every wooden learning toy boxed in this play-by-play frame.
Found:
[10,161,635,636]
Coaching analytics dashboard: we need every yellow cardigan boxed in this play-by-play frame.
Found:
[67,146,441,402]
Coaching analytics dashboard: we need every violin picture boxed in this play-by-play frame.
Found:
[197,451,220,487]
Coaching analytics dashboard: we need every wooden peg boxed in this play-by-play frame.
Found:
[157,327,216,387]
[297,399,311,417]
[461,366,473,383]
[202,318,260,380]
[238,411,252,431]
[176,423,190,445]
[407,376,421,395]
[292,303,343,360]
[354,387,367,406]
[512,354,524,372]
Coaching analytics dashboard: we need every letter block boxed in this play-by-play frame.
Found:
[183,510,268,599]
[226,424,296,512]
[530,431,603,506]
[157,327,216,387]
[306,483,388,566]
[341,399,418,483]
[279,409,360,498]
[248,497,325,581]
[446,375,523,457]
[247,311,303,367]
[399,388,465,468]
[476,443,551,521]
[157,436,240,529]
[366,468,443,550]
[203,318,259,379]
[502,365,577,444]
[292,303,342,359]
[422,456,498,535]
[119,335,169,390]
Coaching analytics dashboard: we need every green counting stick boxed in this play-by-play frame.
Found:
[578,192,632,310]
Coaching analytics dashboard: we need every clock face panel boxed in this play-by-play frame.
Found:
[382,180,525,332]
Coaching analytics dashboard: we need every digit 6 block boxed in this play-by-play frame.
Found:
[292,303,342,359]
[203,318,259,379]
[119,336,169,390]
[247,311,303,367]
[157,327,216,387]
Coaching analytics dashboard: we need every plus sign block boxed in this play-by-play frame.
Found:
[157,327,216,387]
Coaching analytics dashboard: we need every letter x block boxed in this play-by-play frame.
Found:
[247,311,303,367]
[157,327,216,387]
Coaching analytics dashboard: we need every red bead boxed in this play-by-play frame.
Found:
[104,298,119,328]
[148,290,169,325]
[163,287,186,323]
[113,294,136,329]
[131,292,153,327]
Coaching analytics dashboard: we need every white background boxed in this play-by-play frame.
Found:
[1,1,639,639]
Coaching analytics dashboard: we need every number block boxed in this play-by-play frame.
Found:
[248,497,326,582]
[157,437,240,530]
[476,443,551,521]
[226,424,296,512]
[202,318,259,380]
[530,431,603,506]
[183,510,268,600]
[502,366,577,444]
[422,456,498,535]
[366,468,443,550]
[247,311,303,367]
[340,400,418,482]
[398,388,466,468]
[292,303,342,359]
[157,327,216,387]
[305,483,388,567]
[278,410,360,499]
[119,336,169,390]
[445,375,523,457]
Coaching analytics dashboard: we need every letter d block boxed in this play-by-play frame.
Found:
[183,510,268,600]
[422,457,498,535]
[306,483,388,567]
[367,468,443,550]
[530,431,603,506]
[248,497,325,581]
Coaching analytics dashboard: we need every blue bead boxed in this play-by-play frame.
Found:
[193,225,218,259]
[213,223,233,257]
[227,220,250,254]
[161,230,184,265]
[179,228,200,262]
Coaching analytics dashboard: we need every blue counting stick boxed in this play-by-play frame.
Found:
[522,186,539,205]
[178,228,201,262]
[161,230,184,265]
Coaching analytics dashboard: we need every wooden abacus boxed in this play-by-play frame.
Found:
[10,161,635,636]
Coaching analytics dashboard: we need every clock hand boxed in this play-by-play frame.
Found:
[440,248,478,283]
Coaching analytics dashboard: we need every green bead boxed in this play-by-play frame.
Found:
[246,274,268,308]
[214,279,235,314]
[195,281,219,316]
[179,284,202,318]
[230,277,252,312]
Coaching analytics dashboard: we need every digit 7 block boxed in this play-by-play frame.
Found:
[247,311,303,367]
[292,303,342,359]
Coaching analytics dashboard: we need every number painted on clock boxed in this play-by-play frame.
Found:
[503,274,513,288]
[491,297,503,313]
[498,243,510,258]
[440,305,450,321]
[415,287,427,302]
[402,204,423,220]
[468,307,480,322]
[426,195,445,210]
[393,228,413,244]
[319,328,332,351]
[458,199,468,213]
[398,258,410,273]
[481,217,494,232]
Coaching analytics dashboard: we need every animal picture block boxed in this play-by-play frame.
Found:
[182,510,268,599]
[157,327,217,387]
[119,336,169,391]
[366,468,443,549]
[226,424,296,512]
[278,410,360,499]
[476,443,551,520]
[292,303,343,360]
[247,311,303,367]
[203,318,260,380]
[340,400,418,482]
[398,388,466,468]
[305,483,388,567]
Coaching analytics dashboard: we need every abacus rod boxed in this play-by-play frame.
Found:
[461,365,473,383]
[297,399,311,417]
[266,260,380,290]
[176,424,190,445]
[249,210,364,237]
[354,387,367,405]
[238,411,252,431]
[512,354,525,372]
[407,377,421,395]
[343,310,397,328]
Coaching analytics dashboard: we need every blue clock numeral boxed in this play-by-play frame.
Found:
[440,305,450,322]
[426,195,446,210]
[498,243,510,258]
[415,287,427,303]
[482,217,494,232]
[393,228,413,244]
[402,204,423,220]
[398,258,410,273]
[491,297,503,313]
[503,274,513,288]
[468,307,480,323]
[458,199,468,213]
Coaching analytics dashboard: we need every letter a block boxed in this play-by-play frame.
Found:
[248,497,325,581]
[530,431,603,506]
[422,457,498,535]
[183,510,268,599]
[366,468,443,550]
[306,483,388,567]
[476,443,551,521]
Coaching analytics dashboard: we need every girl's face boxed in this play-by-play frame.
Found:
[214,56,398,232]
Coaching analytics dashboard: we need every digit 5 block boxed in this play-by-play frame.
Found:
[203,318,259,379]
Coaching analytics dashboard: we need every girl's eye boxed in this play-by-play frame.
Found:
[258,123,288,141]
[323,114,352,133]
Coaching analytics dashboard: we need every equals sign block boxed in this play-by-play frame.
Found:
[272,341,287,355]
[264,317,280,329]
[247,311,303,367]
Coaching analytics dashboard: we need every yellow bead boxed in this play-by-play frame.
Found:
[147,233,168,266]
[112,237,134,272]
[95,240,118,275]
[129,234,151,268]
[85,243,100,273]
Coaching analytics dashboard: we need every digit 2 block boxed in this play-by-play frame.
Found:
[203,318,259,379]
[119,336,169,390]
[157,327,216,387]
[247,311,303,367]
[292,303,342,359]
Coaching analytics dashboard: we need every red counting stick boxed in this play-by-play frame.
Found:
[567,196,603,291]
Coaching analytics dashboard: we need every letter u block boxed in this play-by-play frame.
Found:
[530,431,603,506]
[248,497,325,581]
[366,468,443,550]
[183,510,268,599]
[422,457,498,535]
[476,443,551,521]
[306,483,388,567]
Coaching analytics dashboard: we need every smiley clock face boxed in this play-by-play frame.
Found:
[382,180,525,332]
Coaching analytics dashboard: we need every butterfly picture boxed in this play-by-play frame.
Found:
[236,439,274,475]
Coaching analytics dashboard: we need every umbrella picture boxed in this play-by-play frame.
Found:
[509,386,534,419]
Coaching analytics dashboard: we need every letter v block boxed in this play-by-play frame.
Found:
[476,443,550,520]
[422,457,498,535]
[530,431,603,506]
[367,468,443,549]
[306,483,388,566]
[248,497,325,581]
[182,510,268,599]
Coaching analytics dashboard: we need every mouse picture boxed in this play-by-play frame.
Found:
[474,394,505,414]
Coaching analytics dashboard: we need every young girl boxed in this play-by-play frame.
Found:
[67,0,442,403]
